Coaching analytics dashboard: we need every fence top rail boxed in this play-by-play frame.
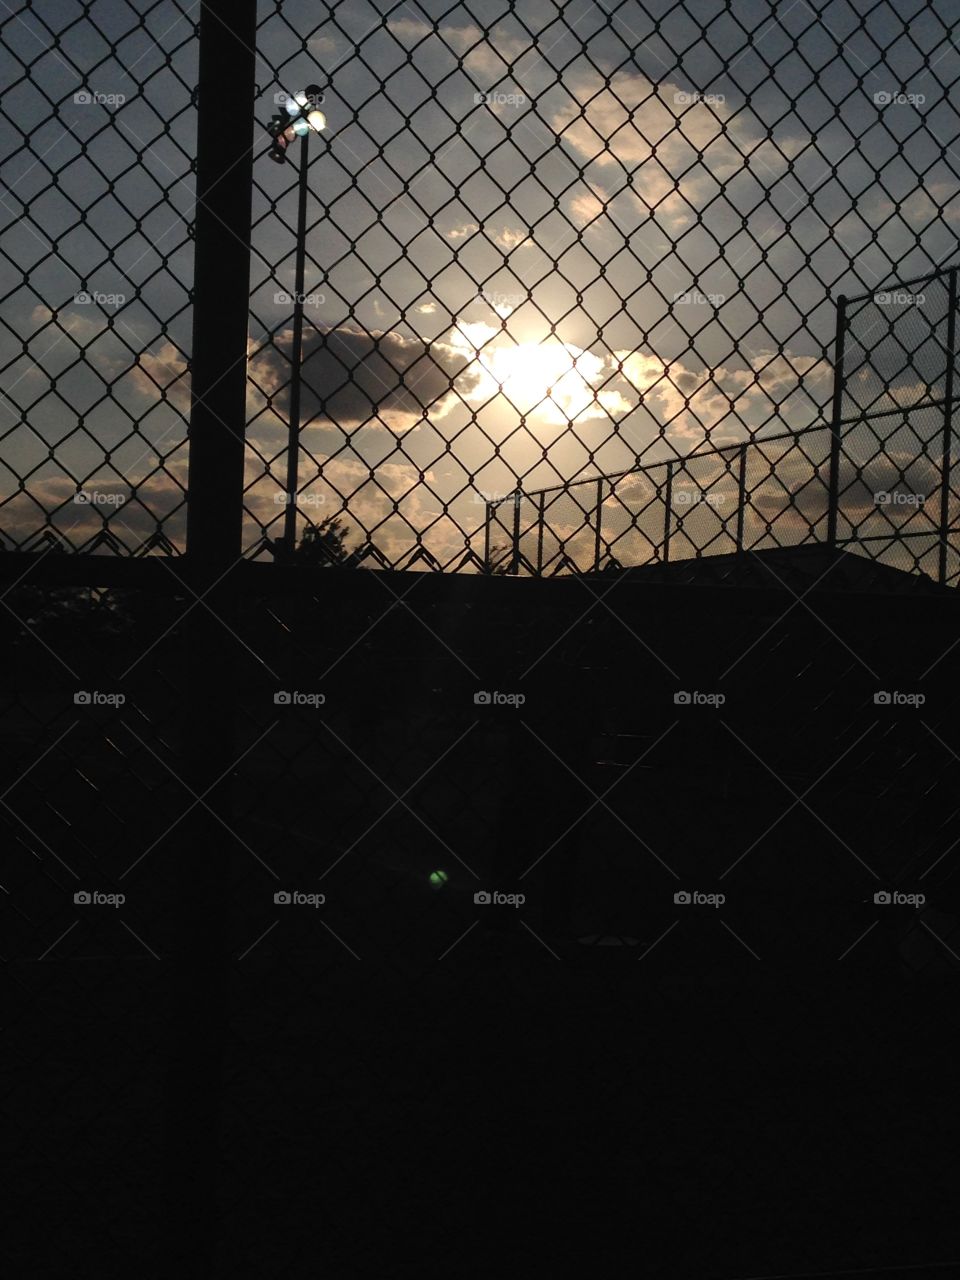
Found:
[841,261,960,305]
[501,423,831,506]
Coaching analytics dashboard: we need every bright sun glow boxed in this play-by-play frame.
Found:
[446,321,638,427]
[454,329,597,417]
[489,343,579,412]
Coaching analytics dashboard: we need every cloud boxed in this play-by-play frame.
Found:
[27,304,192,414]
[128,340,191,414]
[0,467,189,552]
[250,325,481,432]
[445,222,529,252]
[492,226,529,250]
[569,192,606,225]
[614,349,834,448]
[871,181,960,229]
[387,18,528,80]
[307,34,337,55]
[551,71,802,232]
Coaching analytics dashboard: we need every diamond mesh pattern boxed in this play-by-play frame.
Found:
[0,0,197,556]
[7,6,960,1276]
[488,426,833,574]
[837,270,959,585]
[2,2,960,570]
[242,0,960,572]
[495,263,960,581]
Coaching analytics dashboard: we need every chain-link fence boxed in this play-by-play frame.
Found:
[484,424,834,573]
[3,1,960,573]
[832,267,960,584]
[245,0,960,570]
[5,4,960,1277]
[0,0,197,555]
[486,268,960,581]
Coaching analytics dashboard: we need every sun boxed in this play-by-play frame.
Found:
[478,340,598,416]
[449,321,624,426]
[492,343,575,411]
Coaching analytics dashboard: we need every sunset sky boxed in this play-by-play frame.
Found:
[1,0,958,565]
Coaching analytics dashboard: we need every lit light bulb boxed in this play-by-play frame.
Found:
[284,94,326,134]
[269,85,327,162]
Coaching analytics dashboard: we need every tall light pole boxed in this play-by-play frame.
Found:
[267,85,326,560]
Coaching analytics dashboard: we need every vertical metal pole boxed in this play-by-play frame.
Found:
[938,268,958,585]
[185,13,256,568]
[483,499,491,573]
[662,461,673,563]
[283,134,310,556]
[171,2,257,1276]
[827,295,847,547]
[537,491,545,575]
[736,443,747,552]
[594,478,603,571]
[511,487,521,575]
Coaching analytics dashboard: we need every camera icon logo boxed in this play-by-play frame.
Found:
[474,691,491,705]
[74,691,91,705]
[874,91,892,106]
[874,691,891,705]
[74,90,93,105]
[674,890,691,904]
[274,691,292,705]
[274,891,291,905]
[874,890,891,905]
[474,890,491,904]
[673,691,691,705]
[74,890,91,904]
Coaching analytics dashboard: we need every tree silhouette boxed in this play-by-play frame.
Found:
[485,541,513,575]
[294,516,351,565]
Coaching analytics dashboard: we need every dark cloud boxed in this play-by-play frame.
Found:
[253,326,480,430]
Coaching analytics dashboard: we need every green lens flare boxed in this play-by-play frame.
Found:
[429,870,449,888]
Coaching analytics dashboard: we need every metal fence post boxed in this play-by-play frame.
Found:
[827,294,848,547]
[594,478,603,571]
[736,443,747,552]
[511,487,521,575]
[282,134,311,555]
[662,461,673,563]
[483,499,491,573]
[537,491,545,575]
[938,268,958,585]
[167,2,258,1275]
